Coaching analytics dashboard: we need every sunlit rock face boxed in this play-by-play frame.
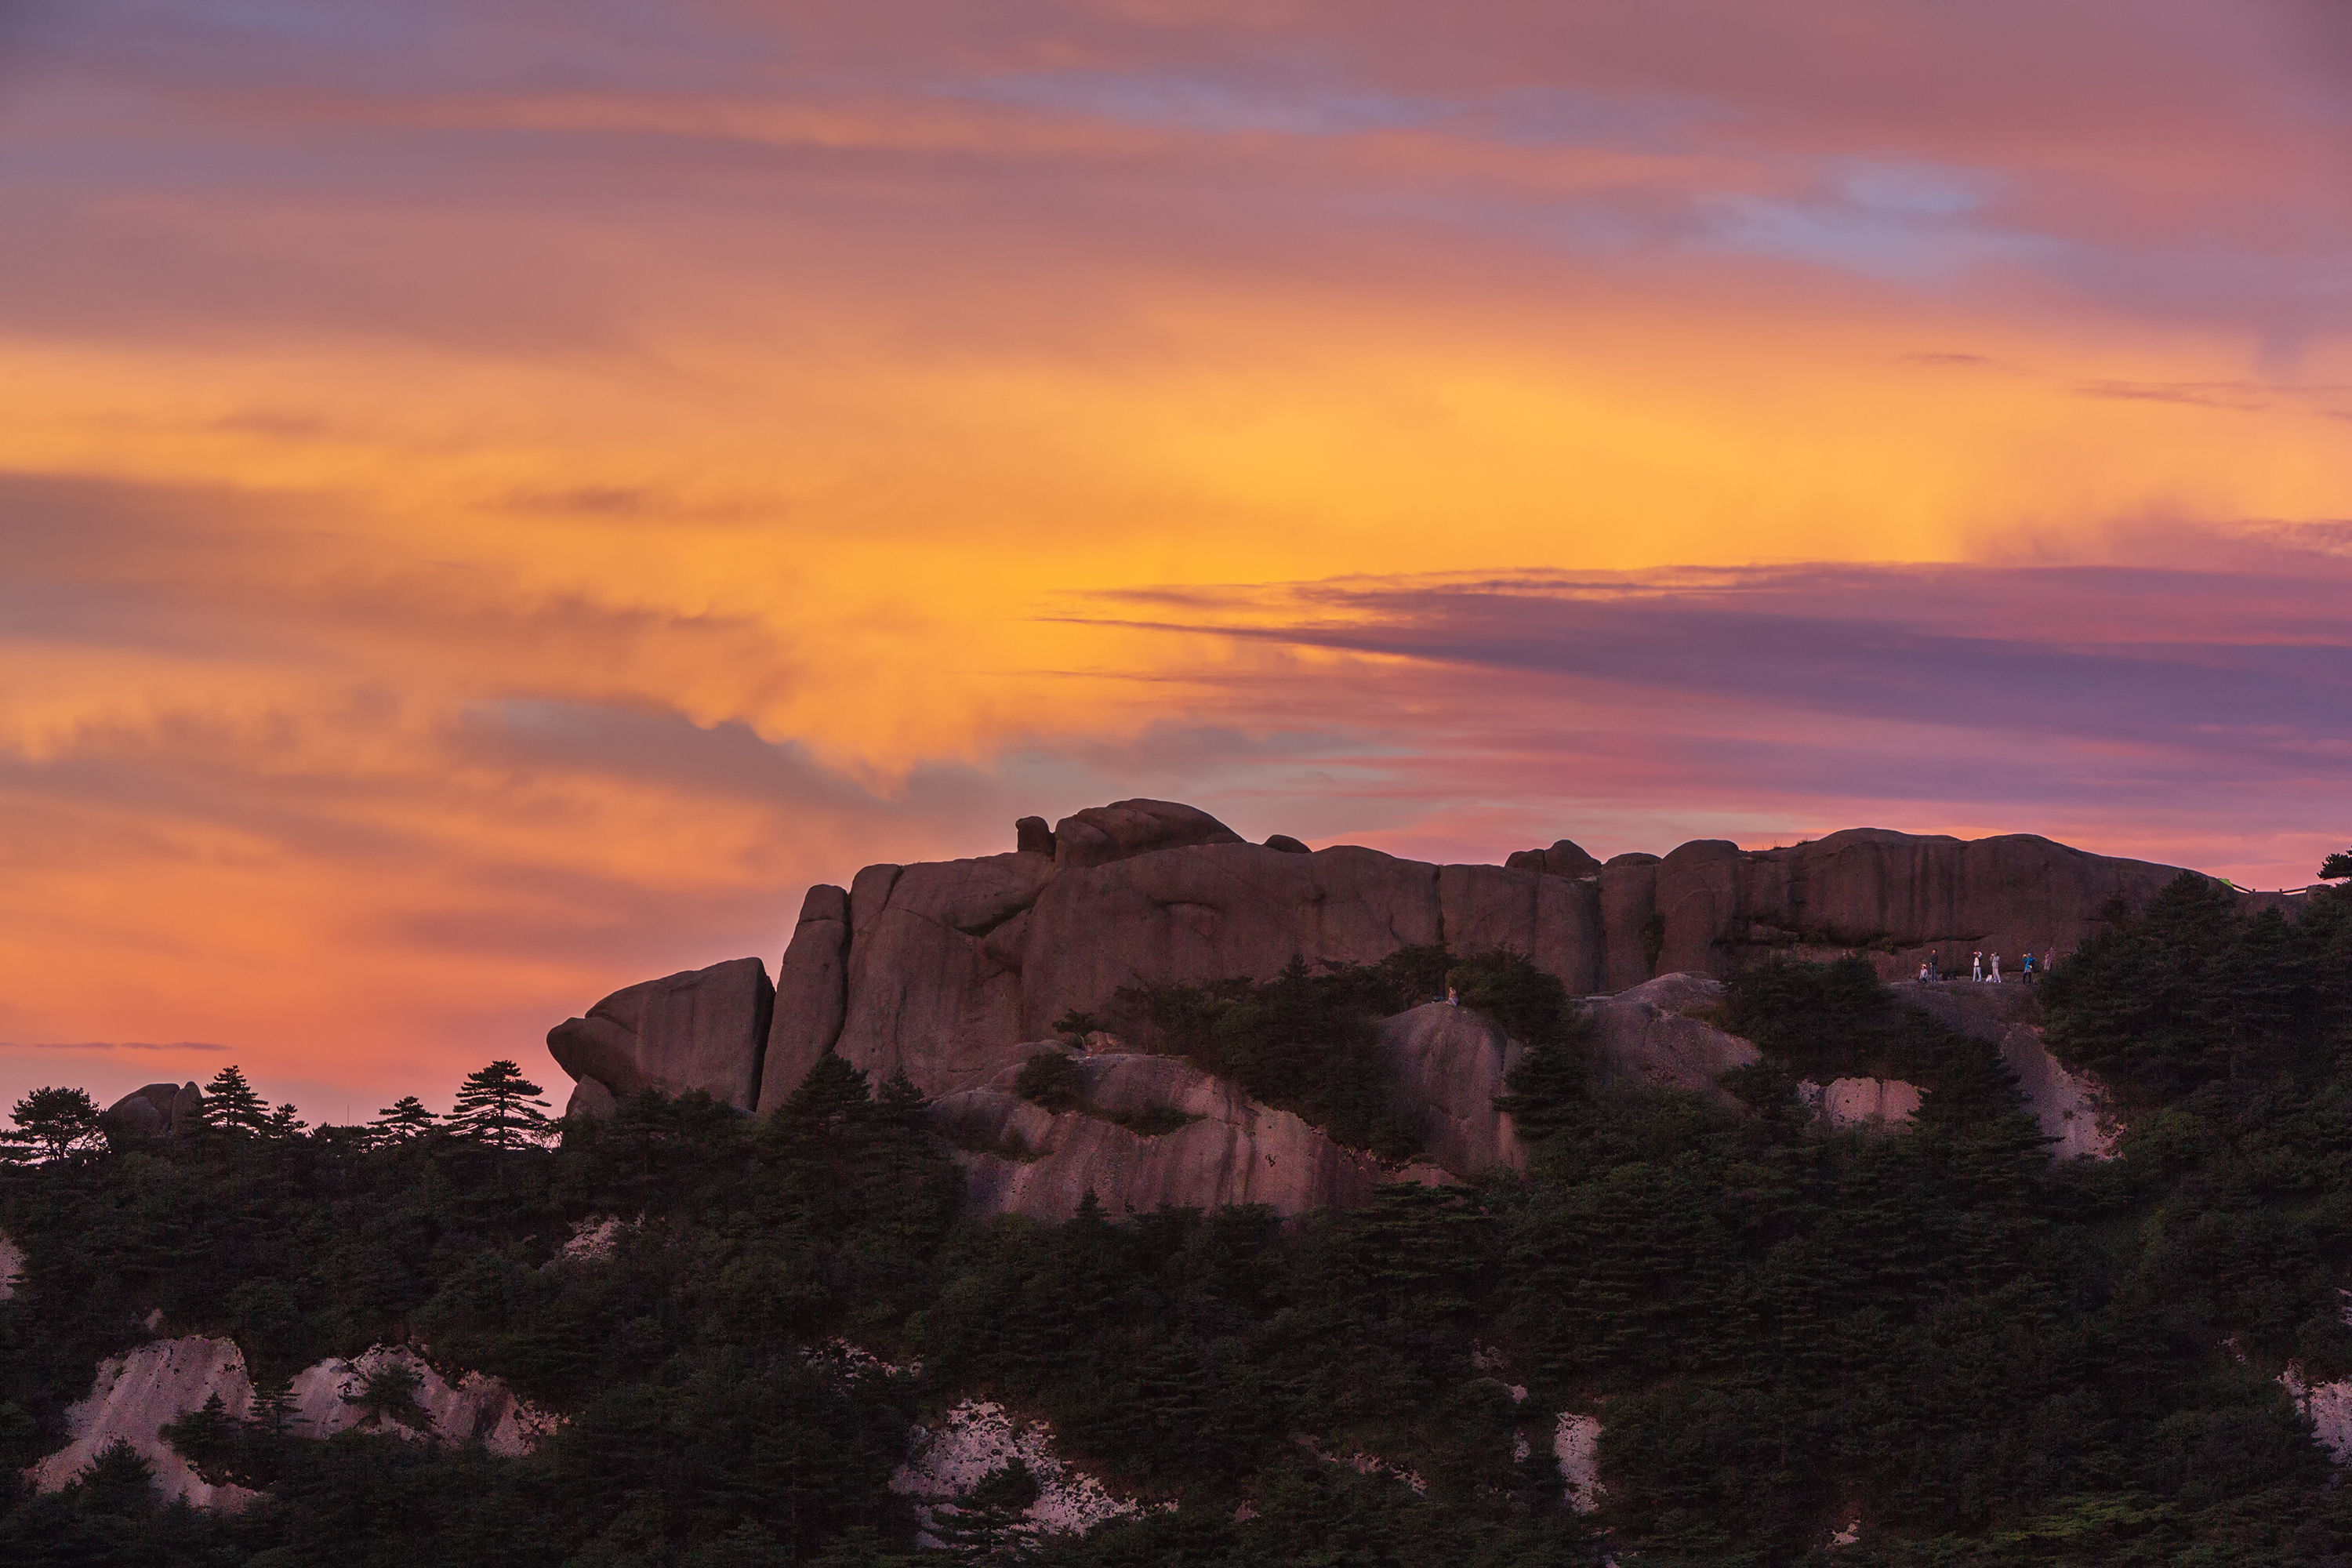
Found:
[1380,1002,1526,1175]
[0,1229,23,1301]
[284,1345,555,1456]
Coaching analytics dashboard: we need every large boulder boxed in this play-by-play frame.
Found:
[1051,799,1245,870]
[0,1229,23,1301]
[1379,1003,1526,1174]
[285,1345,552,1454]
[1581,974,1760,1102]
[758,884,852,1113]
[101,1082,202,1144]
[1891,980,2115,1157]
[546,957,773,1111]
[935,1051,1445,1219]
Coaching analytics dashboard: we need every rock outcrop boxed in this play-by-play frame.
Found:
[1379,1004,1525,1174]
[27,1336,260,1508]
[27,1336,553,1508]
[760,884,852,1113]
[0,1229,22,1301]
[1894,981,2116,1158]
[547,956,773,1111]
[1582,974,1760,1102]
[892,1399,1145,1546]
[546,802,2206,1178]
[1805,1077,1925,1129]
[101,1082,203,1144]
[936,1051,1446,1220]
[1554,1412,1604,1514]
[285,1345,554,1455]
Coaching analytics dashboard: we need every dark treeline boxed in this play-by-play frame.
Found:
[5,874,2352,1564]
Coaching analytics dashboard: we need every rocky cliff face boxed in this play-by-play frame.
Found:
[546,800,2189,1199]
[936,1051,1450,1221]
[24,1335,551,1508]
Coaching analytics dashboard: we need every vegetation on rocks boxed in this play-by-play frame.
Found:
[8,889,2352,1563]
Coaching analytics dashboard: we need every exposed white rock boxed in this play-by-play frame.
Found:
[2281,1366,2352,1465]
[1998,1025,2116,1159]
[1294,1433,1427,1495]
[1582,974,1759,1105]
[893,1399,1144,1546]
[28,1337,554,1508]
[1831,1519,1861,1546]
[25,1336,260,1508]
[1891,981,2117,1159]
[804,1338,923,1380]
[285,1345,557,1456]
[0,1229,23,1301]
[938,1051,1449,1220]
[1801,1077,1924,1129]
[1554,1412,1603,1514]
[559,1215,635,1261]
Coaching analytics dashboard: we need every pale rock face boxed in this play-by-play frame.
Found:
[937,1052,1446,1220]
[1581,974,1759,1103]
[28,1338,554,1508]
[892,1399,1144,1545]
[1805,1077,1925,1129]
[0,1229,22,1300]
[1893,981,2118,1159]
[285,1345,555,1456]
[27,1336,260,1508]
[2282,1366,2352,1465]
[547,956,774,1110]
[558,1215,634,1261]
[1997,1026,2116,1159]
[1554,1412,1604,1513]
[1379,1003,1525,1174]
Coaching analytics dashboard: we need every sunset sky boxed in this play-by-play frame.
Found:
[4,1,2350,1117]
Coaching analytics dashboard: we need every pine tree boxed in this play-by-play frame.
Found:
[4,1086,105,1163]
[201,1064,271,1135]
[263,1102,308,1141]
[927,1458,1040,1560]
[783,1051,873,1124]
[371,1095,438,1142]
[448,1060,552,1150]
[2322,848,2351,882]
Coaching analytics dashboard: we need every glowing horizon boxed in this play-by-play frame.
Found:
[4,1,2348,1115]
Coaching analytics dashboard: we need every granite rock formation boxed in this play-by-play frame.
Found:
[936,1051,1448,1220]
[26,1335,552,1508]
[101,1081,204,1144]
[549,800,2205,1184]
[548,956,773,1112]
[0,1229,21,1301]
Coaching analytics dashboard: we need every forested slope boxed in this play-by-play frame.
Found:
[5,873,2352,1566]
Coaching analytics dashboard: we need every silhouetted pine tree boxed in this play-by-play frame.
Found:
[447,1060,551,1149]
[201,1064,271,1135]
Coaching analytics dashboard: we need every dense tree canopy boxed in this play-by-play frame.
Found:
[6,904,2352,1564]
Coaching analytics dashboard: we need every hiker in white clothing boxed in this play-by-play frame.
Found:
[1988,952,2002,983]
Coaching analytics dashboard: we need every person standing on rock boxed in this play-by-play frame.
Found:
[1918,960,1931,983]
[2022,950,2036,982]
[1446,985,1460,1007]
[1972,951,1984,982]
[1989,952,2003,983]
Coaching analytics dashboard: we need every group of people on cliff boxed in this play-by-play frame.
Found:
[1917,950,2042,985]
